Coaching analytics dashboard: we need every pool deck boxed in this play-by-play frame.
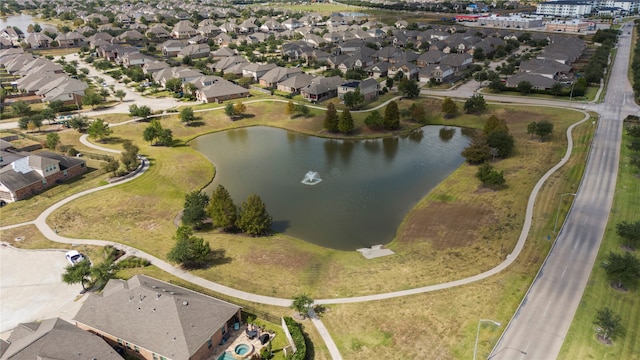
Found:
[208,323,275,360]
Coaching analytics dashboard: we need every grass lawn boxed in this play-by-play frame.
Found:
[557,125,640,359]
[270,3,364,15]
[32,99,590,300]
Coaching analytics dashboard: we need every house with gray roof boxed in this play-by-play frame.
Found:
[277,73,315,94]
[258,67,303,88]
[300,75,343,102]
[337,78,379,102]
[177,43,210,59]
[519,58,571,79]
[0,318,122,360]
[242,63,277,81]
[0,151,87,203]
[506,72,556,90]
[172,20,197,39]
[74,275,242,360]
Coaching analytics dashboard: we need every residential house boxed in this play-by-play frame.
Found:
[213,33,233,47]
[282,18,303,30]
[177,44,210,59]
[277,73,315,93]
[23,33,54,48]
[242,63,277,81]
[146,24,172,40]
[375,46,403,62]
[388,62,419,80]
[419,64,454,84]
[87,32,113,48]
[142,60,170,75]
[365,62,390,79]
[258,67,303,88]
[114,30,145,44]
[506,72,556,90]
[36,77,87,104]
[210,56,248,73]
[162,40,187,57]
[239,18,257,33]
[300,75,343,103]
[196,80,249,103]
[519,59,571,79]
[260,19,282,32]
[172,20,197,39]
[211,47,237,60]
[74,275,242,360]
[0,318,123,360]
[439,53,473,72]
[417,50,445,67]
[119,52,155,68]
[56,31,87,47]
[0,27,22,46]
[153,66,203,88]
[0,151,87,203]
[337,78,379,101]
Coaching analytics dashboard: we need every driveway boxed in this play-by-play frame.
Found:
[0,244,84,336]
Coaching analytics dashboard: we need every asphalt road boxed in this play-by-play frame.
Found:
[489,25,636,360]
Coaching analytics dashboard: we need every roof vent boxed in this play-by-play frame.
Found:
[152,285,158,289]
[156,293,161,299]
[182,301,189,306]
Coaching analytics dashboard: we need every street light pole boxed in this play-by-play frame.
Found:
[569,81,575,101]
[473,319,501,360]
[554,192,577,233]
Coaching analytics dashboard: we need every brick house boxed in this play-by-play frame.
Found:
[0,151,87,203]
[74,275,242,360]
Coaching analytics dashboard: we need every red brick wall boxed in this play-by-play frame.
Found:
[13,163,87,201]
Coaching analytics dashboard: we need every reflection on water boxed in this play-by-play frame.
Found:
[439,127,456,142]
[194,126,469,250]
[0,14,35,34]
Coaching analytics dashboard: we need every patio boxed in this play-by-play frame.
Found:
[209,323,276,360]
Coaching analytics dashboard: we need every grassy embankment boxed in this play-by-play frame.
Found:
[0,98,593,359]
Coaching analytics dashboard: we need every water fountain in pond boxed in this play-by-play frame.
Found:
[301,171,322,185]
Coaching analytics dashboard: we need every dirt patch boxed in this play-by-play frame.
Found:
[242,244,314,271]
[610,282,629,293]
[596,334,613,345]
[397,202,495,249]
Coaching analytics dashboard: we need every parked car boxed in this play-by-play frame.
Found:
[65,250,85,265]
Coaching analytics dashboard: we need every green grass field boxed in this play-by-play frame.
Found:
[558,125,640,359]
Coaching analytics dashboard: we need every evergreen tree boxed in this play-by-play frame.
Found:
[486,130,515,158]
[237,194,273,236]
[410,102,426,123]
[384,101,400,130]
[87,118,112,142]
[534,120,554,141]
[484,115,509,135]
[464,94,487,114]
[207,185,238,232]
[338,108,354,135]
[364,110,384,130]
[180,106,195,125]
[167,226,211,268]
[324,103,339,132]
[285,101,296,118]
[182,191,210,230]
[441,97,457,118]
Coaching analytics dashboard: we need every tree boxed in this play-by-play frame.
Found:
[526,121,537,139]
[551,82,563,97]
[234,102,247,118]
[476,162,506,189]
[182,191,210,230]
[61,259,91,290]
[484,115,509,135]
[120,140,140,172]
[237,194,273,236]
[46,132,60,150]
[464,94,487,114]
[534,120,554,141]
[82,90,103,109]
[165,78,182,92]
[462,134,491,164]
[167,226,211,268]
[157,128,173,146]
[616,221,640,249]
[11,101,31,117]
[343,88,364,110]
[473,47,485,61]
[338,108,354,135]
[48,100,64,115]
[180,107,196,125]
[18,116,30,131]
[40,108,56,125]
[488,78,505,92]
[410,102,426,123]
[386,78,394,89]
[69,115,89,132]
[324,103,339,133]
[594,307,623,342]
[102,158,120,175]
[398,78,420,98]
[291,294,314,318]
[602,251,640,289]
[114,89,126,102]
[207,184,238,232]
[129,104,151,119]
[384,101,400,130]
[295,104,310,117]
[90,259,118,290]
[441,97,457,118]
[285,101,296,118]
[143,119,163,145]
[516,81,533,95]
[87,118,112,142]
[486,130,515,158]
[224,102,236,119]
[364,110,384,130]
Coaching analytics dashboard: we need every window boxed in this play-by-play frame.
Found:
[134,346,140,353]
[63,170,68,177]
[42,179,47,185]
[153,354,158,360]
[208,339,213,349]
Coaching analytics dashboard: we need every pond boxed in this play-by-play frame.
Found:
[0,14,35,34]
[193,126,469,251]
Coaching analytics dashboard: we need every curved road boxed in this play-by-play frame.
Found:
[489,25,637,360]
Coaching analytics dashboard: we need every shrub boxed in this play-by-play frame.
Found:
[283,317,307,360]
[118,256,151,268]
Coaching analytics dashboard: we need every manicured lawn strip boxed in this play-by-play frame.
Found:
[558,129,640,359]
[36,101,589,300]
[321,119,595,359]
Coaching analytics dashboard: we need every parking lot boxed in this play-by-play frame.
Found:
[0,245,85,336]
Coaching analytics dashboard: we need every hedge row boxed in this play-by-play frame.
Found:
[283,317,307,360]
[632,21,640,98]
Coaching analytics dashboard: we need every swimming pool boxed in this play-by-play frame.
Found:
[217,352,235,360]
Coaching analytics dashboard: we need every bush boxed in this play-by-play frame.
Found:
[118,256,151,268]
[283,317,307,360]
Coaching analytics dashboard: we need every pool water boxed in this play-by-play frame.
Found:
[217,352,235,360]
[235,344,251,355]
